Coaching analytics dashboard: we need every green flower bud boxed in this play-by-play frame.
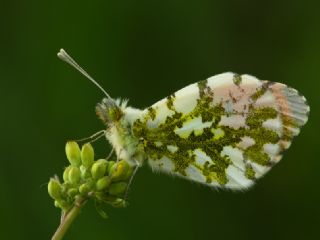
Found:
[91,159,108,180]
[96,176,111,191]
[48,179,62,200]
[54,200,60,208]
[80,165,90,179]
[108,182,127,196]
[110,160,130,181]
[81,143,94,168]
[79,183,92,195]
[63,166,72,182]
[110,198,127,208]
[55,199,71,211]
[107,161,115,175]
[61,182,71,196]
[65,141,81,166]
[68,166,81,184]
[123,167,134,181]
[67,188,78,197]
[94,191,107,202]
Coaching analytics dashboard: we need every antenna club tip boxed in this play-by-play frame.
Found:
[57,49,69,61]
[57,48,65,54]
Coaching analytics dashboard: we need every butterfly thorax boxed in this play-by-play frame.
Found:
[96,98,145,166]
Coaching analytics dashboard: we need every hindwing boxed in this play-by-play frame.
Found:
[132,73,309,189]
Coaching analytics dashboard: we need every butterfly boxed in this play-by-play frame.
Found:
[58,49,309,190]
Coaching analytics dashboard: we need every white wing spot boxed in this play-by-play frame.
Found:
[224,100,234,114]
[185,165,206,182]
[149,156,174,172]
[237,136,255,149]
[249,161,270,178]
[219,115,246,129]
[174,116,212,138]
[241,74,263,86]
[207,72,234,88]
[211,128,225,139]
[254,91,276,108]
[154,141,163,147]
[221,146,245,171]
[226,165,254,188]
[173,83,199,114]
[193,149,213,165]
[167,145,178,153]
[262,117,282,136]
[146,101,174,128]
[263,143,280,157]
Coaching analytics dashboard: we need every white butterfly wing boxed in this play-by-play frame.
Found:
[132,73,309,190]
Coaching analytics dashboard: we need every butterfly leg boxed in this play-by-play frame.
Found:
[105,148,114,161]
[123,163,139,200]
[71,130,106,144]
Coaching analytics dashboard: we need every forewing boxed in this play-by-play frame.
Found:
[132,73,309,190]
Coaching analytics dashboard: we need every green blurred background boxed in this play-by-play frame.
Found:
[1,0,319,239]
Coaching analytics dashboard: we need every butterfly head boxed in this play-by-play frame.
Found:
[96,98,124,125]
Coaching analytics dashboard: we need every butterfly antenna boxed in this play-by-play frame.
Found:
[57,48,112,99]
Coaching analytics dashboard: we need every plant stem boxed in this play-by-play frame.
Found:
[51,197,87,240]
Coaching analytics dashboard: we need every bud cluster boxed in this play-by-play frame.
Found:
[48,141,133,212]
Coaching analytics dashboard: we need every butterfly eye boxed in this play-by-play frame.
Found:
[96,98,123,124]
[108,107,123,121]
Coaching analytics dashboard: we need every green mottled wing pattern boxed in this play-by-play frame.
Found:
[132,73,309,189]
